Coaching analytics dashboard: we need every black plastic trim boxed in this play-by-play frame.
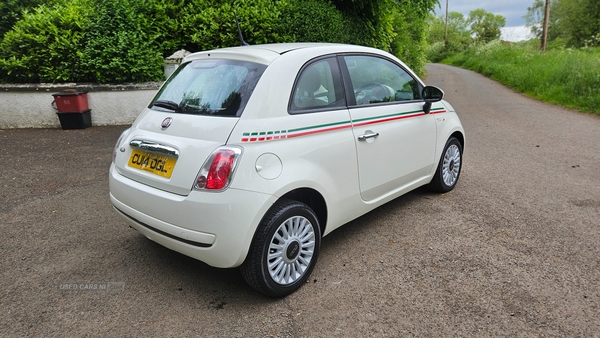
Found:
[114,206,212,248]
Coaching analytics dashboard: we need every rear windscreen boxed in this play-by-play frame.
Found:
[149,59,267,117]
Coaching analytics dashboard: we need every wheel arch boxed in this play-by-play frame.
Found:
[451,130,465,151]
[278,188,328,237]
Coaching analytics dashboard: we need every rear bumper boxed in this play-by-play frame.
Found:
[109,164,276,268]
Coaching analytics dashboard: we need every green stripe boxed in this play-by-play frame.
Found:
[352,109,424,123]
[244,106,445,140]
[288,120,351,133]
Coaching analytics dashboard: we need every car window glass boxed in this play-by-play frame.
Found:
[149,59,266,117]
[343,55,420,105]
[290,58,345,112]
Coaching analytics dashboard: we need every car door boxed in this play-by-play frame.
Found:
[340,54,437,202]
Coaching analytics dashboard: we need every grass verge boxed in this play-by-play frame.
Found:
[443,40,600,116]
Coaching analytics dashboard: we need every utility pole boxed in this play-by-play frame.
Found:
[541,0,550,52]
[444,0,449,47]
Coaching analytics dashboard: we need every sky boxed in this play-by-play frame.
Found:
[434,0,536,41]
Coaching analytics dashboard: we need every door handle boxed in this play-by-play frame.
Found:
[358,132,379,141]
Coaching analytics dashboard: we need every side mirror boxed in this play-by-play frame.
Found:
[422,86,444,114]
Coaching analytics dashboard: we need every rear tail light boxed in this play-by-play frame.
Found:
[194,146,242,191]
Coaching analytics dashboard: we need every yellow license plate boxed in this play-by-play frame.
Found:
[128,149,177,178]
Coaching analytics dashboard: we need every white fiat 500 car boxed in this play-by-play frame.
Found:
[110,43,464,297]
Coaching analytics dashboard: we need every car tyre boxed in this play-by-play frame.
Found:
[240,199,321,297]
[429,136,462,193]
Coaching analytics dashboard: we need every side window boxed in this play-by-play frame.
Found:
[343,55,420,106]
[290,58,345,113]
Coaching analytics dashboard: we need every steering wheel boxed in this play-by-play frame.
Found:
[354,82,391,105]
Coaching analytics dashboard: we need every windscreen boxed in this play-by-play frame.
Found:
[149,59,267,117]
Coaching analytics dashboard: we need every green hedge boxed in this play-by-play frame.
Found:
[80,0,164,83]
[0,0,435,83]
[181,0,285,50]
[277,0,358,44]
[0,0,90,82]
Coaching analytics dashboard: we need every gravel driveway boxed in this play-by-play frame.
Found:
[1,64,598,337]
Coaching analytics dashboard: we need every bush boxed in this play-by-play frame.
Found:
[80,0,164,83]
[445,41,600,115]
[0,0,435,83]
[0,0,164,83]
[181,0,286,51]
[0,0,90,83]
[0,0,46,38]
[277,0,357,44]
[391,6,426,75]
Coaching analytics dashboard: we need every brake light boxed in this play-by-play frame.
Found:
[194,147,242,191]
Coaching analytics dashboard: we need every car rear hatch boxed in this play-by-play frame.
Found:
[113,58,268,196]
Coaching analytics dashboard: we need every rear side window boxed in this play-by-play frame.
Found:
[343,55,420,106]
[150,59,267,117]
[289,57,345,113]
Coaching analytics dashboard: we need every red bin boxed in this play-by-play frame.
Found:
[52,91,89,112]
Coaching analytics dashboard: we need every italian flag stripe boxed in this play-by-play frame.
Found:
[241,106,446,142]
[287,123,352,139]
[353,111,425,127]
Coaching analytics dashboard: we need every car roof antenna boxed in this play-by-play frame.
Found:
[234,11,249,46]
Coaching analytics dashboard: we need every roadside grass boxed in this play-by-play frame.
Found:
[443,40,600,116]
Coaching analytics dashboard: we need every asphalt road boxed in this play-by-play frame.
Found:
[1,64,599,337]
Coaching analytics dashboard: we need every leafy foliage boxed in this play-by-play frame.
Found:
[555,0,600,47]
[445,41,600,115]
[426,12,472,62]
[524,0,560,41]
[80,0,164,82]
[467,8,506,45]
[0,0,438,82]
[277,0,357,44]
[525,0,600,48]
[0,0,46,38]
[0,0,90,82]
[389,0,439,76]
[180,0,286,50]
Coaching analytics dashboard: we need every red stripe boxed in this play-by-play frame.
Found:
[430,109,447,115]
[286,124,352,139]
[353,113,425,127]
[242,108,447,142]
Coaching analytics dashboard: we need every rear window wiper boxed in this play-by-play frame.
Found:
[151,100,180,111]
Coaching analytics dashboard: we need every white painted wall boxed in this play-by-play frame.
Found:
[0,84,160,129]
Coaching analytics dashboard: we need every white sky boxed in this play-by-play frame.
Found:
[434,0,536,41]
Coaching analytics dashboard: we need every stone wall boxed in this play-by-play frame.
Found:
[0,82,162,129]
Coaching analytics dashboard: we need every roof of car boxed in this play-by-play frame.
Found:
[238,43,342,54]
[183,43,381,65]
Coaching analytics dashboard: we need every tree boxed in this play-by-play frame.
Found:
[556,0,600,47]
[467,8,506,44]
[427,12,470,49]
[389,0,440,75]
[524,0,559,41]
[426,12,471,62]
[526,0,600,47]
